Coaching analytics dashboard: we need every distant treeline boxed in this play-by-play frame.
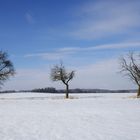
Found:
[0,87,137,94]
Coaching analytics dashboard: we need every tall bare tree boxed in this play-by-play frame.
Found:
[120,52,140,97]
[51,63,75,98]
[0,51,15,87]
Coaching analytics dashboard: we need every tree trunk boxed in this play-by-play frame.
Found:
[65,84,69,98]
[137,86,140,98]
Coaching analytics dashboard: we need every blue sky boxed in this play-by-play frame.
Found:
[1,0,140,90]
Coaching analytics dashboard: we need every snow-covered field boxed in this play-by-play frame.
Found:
[0,92,139,140]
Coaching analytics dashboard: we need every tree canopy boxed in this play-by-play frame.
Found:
[0,51,15,87]
[51,63,75,98]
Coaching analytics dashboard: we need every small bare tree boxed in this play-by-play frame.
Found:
[51,63,75,98]
[120,52,140,97]
[0,51,15,87]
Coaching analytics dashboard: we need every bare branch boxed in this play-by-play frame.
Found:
[120,52,140,86]
[50,62,75,98]
[66,71,75,84]
[0,51,15,88]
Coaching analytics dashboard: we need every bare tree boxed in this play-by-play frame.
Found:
[120,52,140,97]
[0,51,15,87]
[51,63,75,98]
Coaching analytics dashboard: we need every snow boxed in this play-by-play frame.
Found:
[0,92,139,140]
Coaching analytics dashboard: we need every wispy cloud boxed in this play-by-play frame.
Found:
[25,51,75,60]
[59,41,140,53]
[3,68,52,90]
[25,12,34,24]
[71,58,136,90]
[24,41,140,60]
[70,1,140,39]
[3,58,136,90]
[25,53,64,60]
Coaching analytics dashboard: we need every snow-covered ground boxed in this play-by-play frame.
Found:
[0,92,139,140]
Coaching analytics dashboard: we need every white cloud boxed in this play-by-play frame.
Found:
[3,68,53,90]
[71,58,136,90]
[59,41,140,53]
[71,1,140,39]
[59,47,81,52]
[25,53,64,60]
[3,58,136,91]
[24,49,76,60]
[25,13,34,24]
[24,41,140,61]
[94,42,140,50]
